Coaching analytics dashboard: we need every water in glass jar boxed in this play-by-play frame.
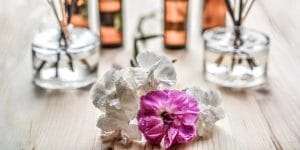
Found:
[203,27,269,88]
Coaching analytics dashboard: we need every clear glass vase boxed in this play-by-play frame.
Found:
[32,27,99,89]
[203,27,270,88]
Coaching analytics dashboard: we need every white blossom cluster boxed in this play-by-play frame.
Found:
[90,52,224,148]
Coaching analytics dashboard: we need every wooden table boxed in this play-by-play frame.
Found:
[1,0,300,149]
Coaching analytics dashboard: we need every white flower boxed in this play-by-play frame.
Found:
[98,108,141,148]
[131,52,176,94]
[90,69,141,142]
[186,87,225,137]
[91,69,138,118]
[91,70,122,110]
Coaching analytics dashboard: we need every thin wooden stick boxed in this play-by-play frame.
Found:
[225,0,237,26]
[47,0,68,37]
[237,0,243,26]
[47,0,61,25]
[55,53,61,78]
[47,0,74,72]
[233,0,237,20]
[242,0,255,23]
[59,0,69,38]
[244,0,248,5]
[60,0,67,24]
[242,0,249,21]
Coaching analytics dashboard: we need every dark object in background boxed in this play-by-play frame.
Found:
[164,0,188,50]
[68,0,89,28]
[202,0,226,32]
[99,0,123,48]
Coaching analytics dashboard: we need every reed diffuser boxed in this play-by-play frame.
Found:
[32,0,99,89]
[203,0,270,88]
[164,0,188,49]
[99,0,123,48]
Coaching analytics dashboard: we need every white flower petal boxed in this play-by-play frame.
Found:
[91,68,139,111]
[186,87,221,106]
[186,87,224,137]
[136,51,160,69]
[133,52,177,93]
[121,124,141,141]
[99,108,141,147]
[130,68,148,89]
[97,108,129,131]
[185,87,205,102]
[100,125,141,149]
[196,104,225,137]
[115,76,139,119]
[155,57,176,89]
[203,90,221,106]
[91,70,121,109]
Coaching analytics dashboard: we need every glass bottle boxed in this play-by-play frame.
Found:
[68,0,89,28]
[202,0,226,32]
[67,0,99,34]
[99,0,123,48]
[164,0,188,49]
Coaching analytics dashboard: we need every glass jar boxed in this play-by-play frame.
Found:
[203,27,270,88]
[32,27,99,89]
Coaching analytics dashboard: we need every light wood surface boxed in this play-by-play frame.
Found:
[1,0,300,149]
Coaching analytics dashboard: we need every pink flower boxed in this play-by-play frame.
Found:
[137,90,200,149]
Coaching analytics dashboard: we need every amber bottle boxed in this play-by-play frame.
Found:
[99,0,123,48]
[68,0,89,28]
[164,0,188,49]
[202,0,226,32]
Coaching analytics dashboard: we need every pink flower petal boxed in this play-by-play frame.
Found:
[164,127,178,149]
[176,122,197,143]
[181,114,199,123]
[137,115,166,144]
[139,90,168,115]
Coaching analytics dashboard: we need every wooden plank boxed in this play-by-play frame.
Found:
[0,0,300,149]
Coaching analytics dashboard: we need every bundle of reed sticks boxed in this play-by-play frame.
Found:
[34,0,85,77]
[225,0,255,46]
[213,0,257,71]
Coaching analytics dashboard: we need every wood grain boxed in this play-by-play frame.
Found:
[0,0,300,149]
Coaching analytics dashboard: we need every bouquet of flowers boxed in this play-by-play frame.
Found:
[90,52,224,149]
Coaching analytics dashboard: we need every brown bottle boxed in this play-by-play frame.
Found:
[164,0,188,49]
[68,0,89,28]
[99,0,123,48]
[202,0,226,32]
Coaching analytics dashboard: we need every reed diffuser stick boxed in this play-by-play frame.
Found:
[47,0,74,76]
[242,0,255,23]
[214,0,257,70]
[225,0,237,26]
